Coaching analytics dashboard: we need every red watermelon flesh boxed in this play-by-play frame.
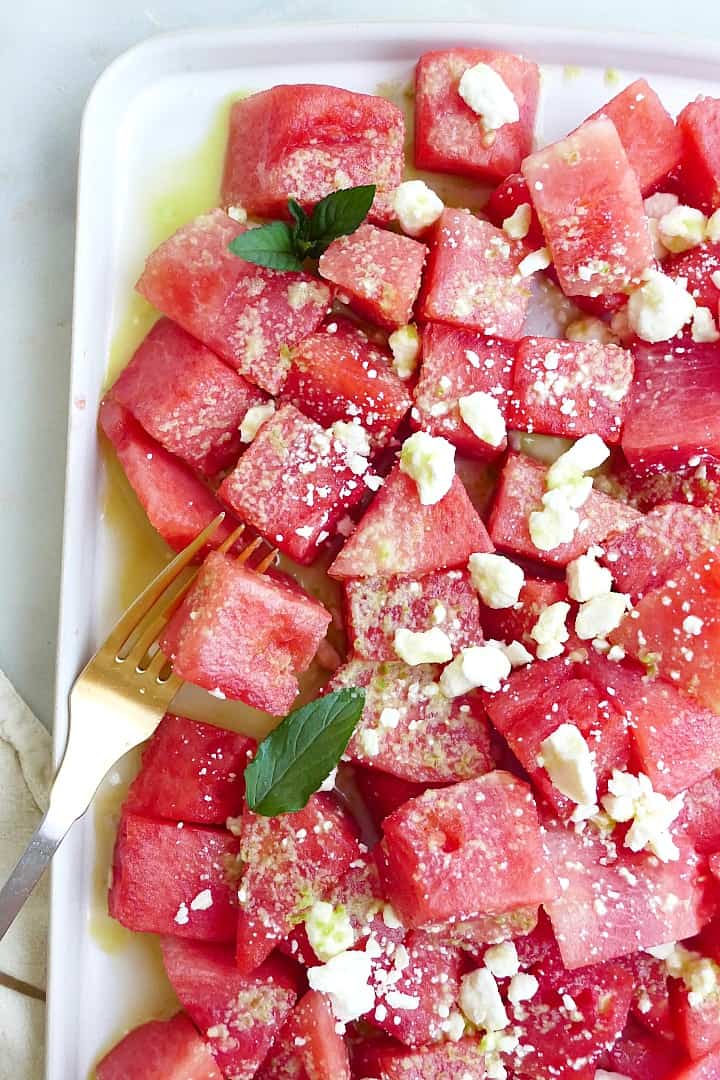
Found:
[95,1013,223,1080]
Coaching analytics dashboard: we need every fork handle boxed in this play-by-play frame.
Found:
[0,803,71,942]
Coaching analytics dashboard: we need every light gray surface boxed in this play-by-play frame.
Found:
[2,2,719,726]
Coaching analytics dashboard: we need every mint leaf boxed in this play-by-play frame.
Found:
[228,221,303,271]
[244,688,365,816]
[308,184,376,253]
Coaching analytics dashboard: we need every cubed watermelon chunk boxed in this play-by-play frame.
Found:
[108,812,239,942]
[677,97,720,213]
[671,980,720,1062]
[622,335,720,478]
[411,323,515,459]
[329,464,493,580]
[612,457,720,515]
[160,552,330,715]
[479,577,570,654]
[485,171,544,246]
[219,404,370,565]
[414,48,540,182]
[235,794,362,973]
[607,1019,687,1080]
[99,400,243,554]
[510,336,634,443]
[487,452,641,567]
[343,568,482,660]
[221,84,404,224]
[665,242,720,312]
[330,658,493,784]
[279,318,411,447]
[522,117,653,297]
[353,767,442,830]
[357,1037,488,1080]
[585,78,684,195]
[610,552,720,713]
[136,210,330,394]
[419,209,530,338]
[379,770,557,927]
[623,951,673,1038]
[109,318,266,477]
[680,771,720,855]
[124,713,255,826]
[96,1013,223,1080]
[544,818,706,969]
[667,1046,720,1079]
[161,938,300,1080]
[601,503,720,599]
[318,224,427,330]
[256,990,350,1080]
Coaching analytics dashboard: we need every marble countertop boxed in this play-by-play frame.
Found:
[2,1,718,725]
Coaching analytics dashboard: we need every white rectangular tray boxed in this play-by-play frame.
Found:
[48,21,720,1079]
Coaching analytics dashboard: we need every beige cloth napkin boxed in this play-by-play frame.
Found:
[0,668,52,1080]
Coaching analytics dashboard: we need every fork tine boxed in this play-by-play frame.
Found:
[255,547,279,574]
[119,567,196,668]
[217,522,246,555]
[236,536,263,565]
[104,513,225,656]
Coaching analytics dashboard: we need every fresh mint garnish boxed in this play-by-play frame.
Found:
[229,184,376,272]
[244,688,366,816]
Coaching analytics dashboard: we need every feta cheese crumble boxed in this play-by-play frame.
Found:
[458,391,507,448]
[530,601,571,660]
[332,420,371,458]
[691,306,720,344]
[627,270,696,343]
[484,941,520,979]
[707,208,720,243]
[189,889,213,911]
[538,723,598,807]
[566,549,613,603]
[305,901,355,962]
[529,488,580,551]
[457,62,520,131]
[468,552,525,609]
[440,645,512,697]
[657,204,708,254]
[508,972,539,1005]
[518,247,552,278]
[240,401,276,443]
[546,434,611,491]
[575,592,629,640]
[494,639,534,667]
[394,626,453,665]
[307,949,375,1021]
[502,202,532,240]
[388,324,421,378]
[458,967,509,1031]
[399,431,456,505]
[601,770,685,862]
[393,180,444,237]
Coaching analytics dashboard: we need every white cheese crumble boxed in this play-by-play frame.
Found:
[459,391,507,447]
[305,901,355,962]
[518,247,552,278]
[502,202,532,240]
[575,592,628,640]
[388,324,421,379]
[508,972,539,1005]
[530,601,570,660]
[457,63,520,131]
[307,949,376,1021]
[662,944,720,1009]
[691,306,720,344]
[546,434,610,491]
[602,770,685,862]
[484,941,520,979]
[529,488,580,551]
[240,401,276,443]
[441,1010,467,1042]
[566,549,613,603]
[494,639,534,667]
[657,204,708,254]
[468,552,525,609]
[707,209,720,243]
[440,644,512,697]
[332,420,371,458]
[394,626,453,665]
[627,270,696,343]
[393,180,444,237]
[458,967,509,1031]
[227,204,248,223]
[538,723,598,807]
[189,889,213,911]
[683,615,704,636]
[399,431,456,505]
[379,707,401,729]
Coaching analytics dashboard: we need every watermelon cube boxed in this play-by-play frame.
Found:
[136,210,330,394]
[485,171,544,246]
[124,713,255,826]
[221,84,404,224]
[318,224,427,330]
[279,317,411,447]
[487,452,641,567]
[543,819,706,969]
[353,767,443,830]
[479,577,570,653]
[678,96,720,213]
[585,78,684,195]
[411,323,515,459]
[679,771,720,855]
[330,658,493,784]
[601,503,720,599]
[343,568,482,660]
[329,463,493,580]
[108,812,239,942]
[99,400,243,555]
[256,990,351,1080]
[522,117,653,298]
[671,980,720,1062]
[667,1047,720,1079]
[509,336,634,443]
[419,209,530,338]
[218,404,370,565]
[356,1038,488,1080]
[414,48,540,182]
[160,552,330,715]
[624,951,673,1038]
[379,770,557,927]
[622,335,720,478]
[96,1013,223,1080]
[607,1020,686,1080]
[109,318,266,478]
[161,938,300,1080]
[666,241,720,311]
[235,793,362,973]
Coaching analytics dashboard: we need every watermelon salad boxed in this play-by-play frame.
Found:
[95,46,720,1080]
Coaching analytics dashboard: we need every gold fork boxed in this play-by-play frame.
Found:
[0,513,274,943]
